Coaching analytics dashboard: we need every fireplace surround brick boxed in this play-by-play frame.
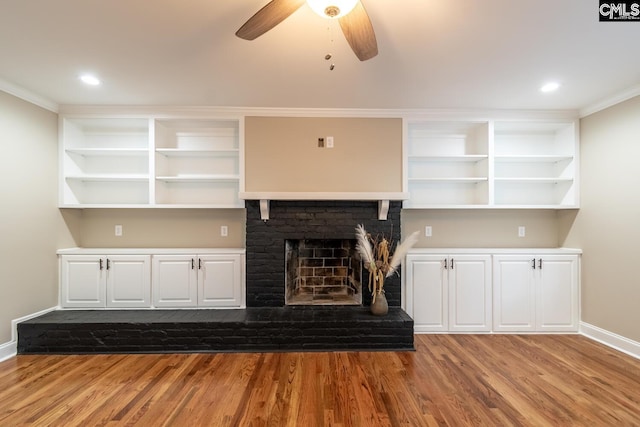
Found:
[245,200,402,308]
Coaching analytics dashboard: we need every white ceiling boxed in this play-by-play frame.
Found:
[1,0,639,112]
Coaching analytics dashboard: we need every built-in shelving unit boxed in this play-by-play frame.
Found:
[154,119,242,208]
[405,121,490,208]
[60,118,151,207]
[60,111,578,210]
[493,121,577,208]
[404,119,578,209]
[60,116,243,208]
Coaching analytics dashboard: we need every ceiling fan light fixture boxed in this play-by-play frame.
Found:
[307,0,358,18]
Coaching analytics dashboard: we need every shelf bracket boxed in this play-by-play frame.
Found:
[378,200,390,220]
[259,199,270,222]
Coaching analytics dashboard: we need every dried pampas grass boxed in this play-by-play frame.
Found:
[354,224,419,302]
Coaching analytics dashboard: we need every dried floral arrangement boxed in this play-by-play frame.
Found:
[355,224,419,303]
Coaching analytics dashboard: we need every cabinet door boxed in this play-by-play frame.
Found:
[406,255,448,332]
[60,255,106,308]
[536,255,579,331]
[197,254,243,307]
[493,255,536,331]
[449,255,492,332]
[152,255,198,307]
[106,255,151,308]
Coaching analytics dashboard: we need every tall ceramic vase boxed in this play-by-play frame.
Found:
[370,292,389,316]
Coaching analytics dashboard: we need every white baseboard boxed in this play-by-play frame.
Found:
[0,306,58,362]
[580,322,640,360]
[0,340,16,363]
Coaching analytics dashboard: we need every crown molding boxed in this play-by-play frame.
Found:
[57,105,579,121]
[0,78,58,113]
[580,83,640,118]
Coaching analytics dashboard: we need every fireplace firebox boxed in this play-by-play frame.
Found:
[285,239,362,305]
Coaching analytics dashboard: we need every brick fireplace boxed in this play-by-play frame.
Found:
[245,200,402,308]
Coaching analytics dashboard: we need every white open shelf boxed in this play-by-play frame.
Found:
[60,116,243,208]
[405,119,578,209]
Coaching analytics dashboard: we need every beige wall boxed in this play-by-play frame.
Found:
[561,95,640,342]
[402,209,565,248]
[244,117,402,192]
[78,209,245,248]
[0,91,75,344]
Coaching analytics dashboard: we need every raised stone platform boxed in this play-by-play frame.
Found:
[17,306,414,354]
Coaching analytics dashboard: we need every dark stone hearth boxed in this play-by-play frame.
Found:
[18,308,414,354]
[246,200,402,307]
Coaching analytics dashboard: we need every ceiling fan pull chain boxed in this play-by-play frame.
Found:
[326,21,337,70]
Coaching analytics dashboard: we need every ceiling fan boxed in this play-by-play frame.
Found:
[236,0,378,61]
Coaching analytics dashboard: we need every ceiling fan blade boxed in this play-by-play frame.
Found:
[236,0,306,40]
[339,1,378,61]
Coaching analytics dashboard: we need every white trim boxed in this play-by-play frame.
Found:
[579,84,640,118]
[239,191,410,201]
[580,322,640,360]
[0,306,59,362]
[0,340,16,363]
[0,78,59,113]
[58,105,579,121]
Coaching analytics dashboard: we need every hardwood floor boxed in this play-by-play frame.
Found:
[0,334,639,426]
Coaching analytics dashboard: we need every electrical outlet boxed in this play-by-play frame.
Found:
[220,225,228,237]
[115,225,123,237]
[518,226,525,237]
[425,226,432,237]
[326,136,334,148]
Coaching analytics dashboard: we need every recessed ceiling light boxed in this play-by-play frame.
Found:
[80,74,101,86]
[540,82,560,93]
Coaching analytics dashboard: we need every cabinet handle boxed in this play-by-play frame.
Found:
[198,258,202,270]
[443,259,448,269]
[106,259,111,270]
[191,258,195,270]
[532,258,536,269]
[99,259,103,270]
[538,258,543,269]
[450,258,454,270]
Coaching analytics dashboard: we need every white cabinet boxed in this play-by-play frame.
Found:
[152,253,245,308]
[151,255,198,307]
[197,254,244,307]
[405,255,448,331]
[60,116,243,208]
[60,254,151,308]
[404,119,578,209]
[405,249,581,333]
[405,253,492,332]
[493,254,579,332]
[59,249,246,309]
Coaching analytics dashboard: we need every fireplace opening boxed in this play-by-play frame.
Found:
[285,239,363,305]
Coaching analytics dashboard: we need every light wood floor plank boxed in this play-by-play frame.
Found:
[0,335,639,426]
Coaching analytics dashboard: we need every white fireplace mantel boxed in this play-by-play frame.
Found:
[238,192,410,221]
